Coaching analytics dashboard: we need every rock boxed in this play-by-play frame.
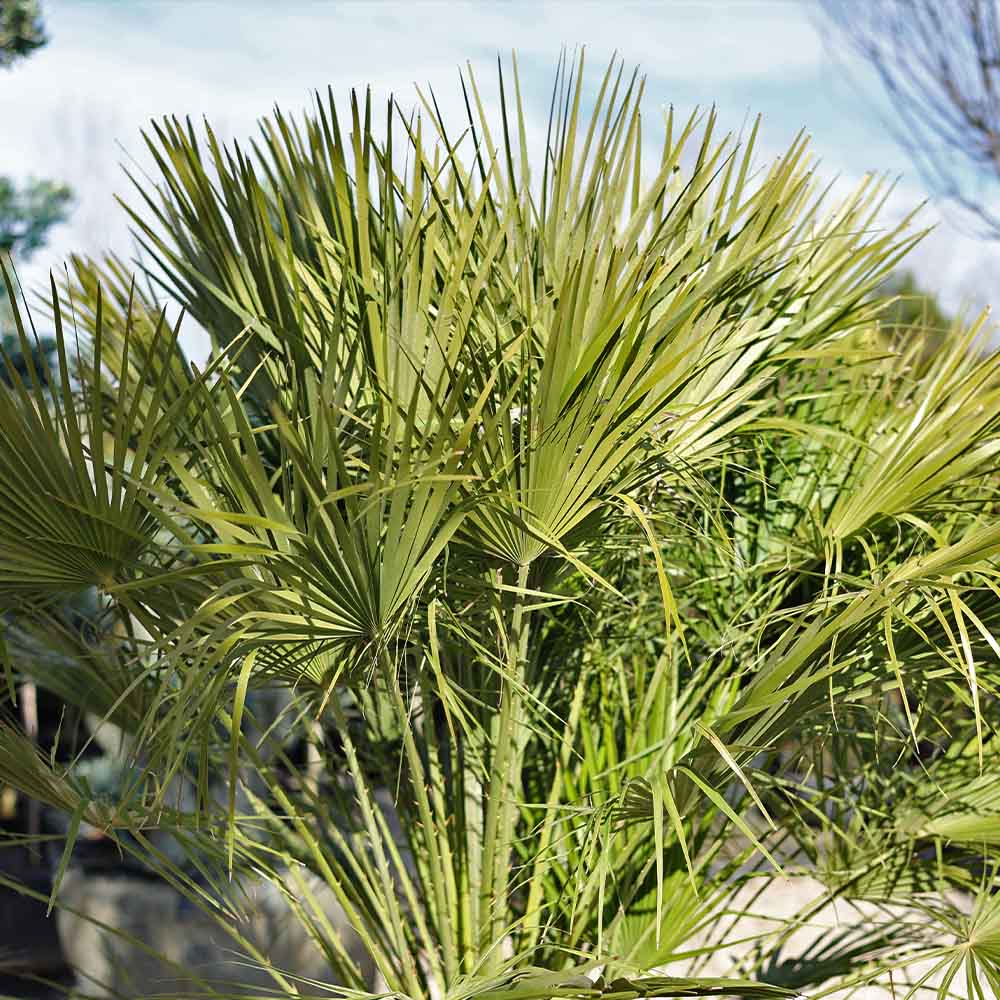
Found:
[662,875,995,999]
[56,865,374,998]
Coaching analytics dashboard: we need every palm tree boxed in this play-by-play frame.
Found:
[1,56,999,998]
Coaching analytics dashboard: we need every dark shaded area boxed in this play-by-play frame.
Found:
[0,845,73,997]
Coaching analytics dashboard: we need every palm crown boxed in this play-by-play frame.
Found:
[1,56,999,999]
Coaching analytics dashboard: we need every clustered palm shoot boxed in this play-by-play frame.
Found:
[1,56,1000,998]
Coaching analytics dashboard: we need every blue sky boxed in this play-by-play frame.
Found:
[3,0,998,353]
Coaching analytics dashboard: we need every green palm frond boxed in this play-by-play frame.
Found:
[0,54,998,1000]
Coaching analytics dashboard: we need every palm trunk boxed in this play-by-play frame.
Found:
[480,561,532,971]
[19,679,40,864]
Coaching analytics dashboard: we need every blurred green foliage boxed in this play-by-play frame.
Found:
[0,0,46,69]
[880,270,951,332]
[0,176,72,257]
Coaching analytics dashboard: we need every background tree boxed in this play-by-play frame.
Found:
[818,0,1000,239]
[876,269,954,359]
[0,0,73,383]
[0,0,45,66]
[880,271,951,332]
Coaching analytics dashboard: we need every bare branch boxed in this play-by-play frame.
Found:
[819,0,1000,238]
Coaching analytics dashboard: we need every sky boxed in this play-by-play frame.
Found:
[3,0,1000,357]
